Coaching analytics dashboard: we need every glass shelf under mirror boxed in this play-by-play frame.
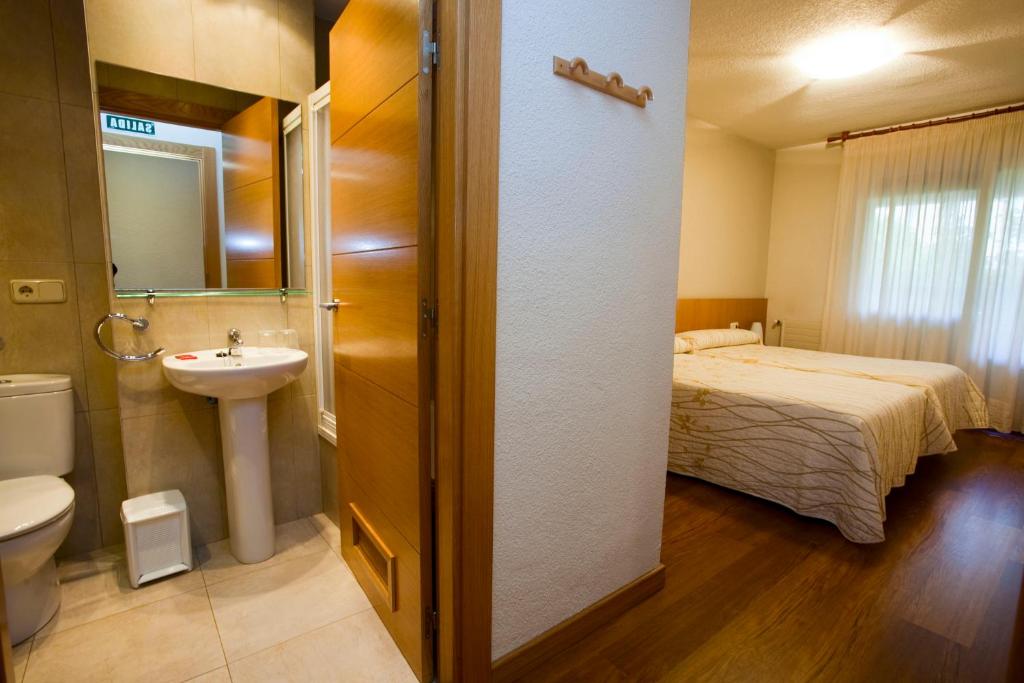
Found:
[115,288,309,301]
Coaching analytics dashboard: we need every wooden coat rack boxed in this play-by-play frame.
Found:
[553,56,653,108]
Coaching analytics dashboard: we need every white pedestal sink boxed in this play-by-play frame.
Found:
[163,347,308,564]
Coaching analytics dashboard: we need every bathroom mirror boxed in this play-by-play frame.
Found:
[96,63,306,292]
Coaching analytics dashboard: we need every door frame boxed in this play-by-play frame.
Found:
[433,1,501,680]
[307,82,337,446]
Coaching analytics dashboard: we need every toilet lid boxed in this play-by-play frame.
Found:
[0,476,75,542]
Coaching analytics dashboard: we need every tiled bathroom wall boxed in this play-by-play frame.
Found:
[84,0,315,104]
[0,0,322,554]
[319,437,339,525]
[85,0,321,545]
[113,295,321,546]
[0,0,126,556]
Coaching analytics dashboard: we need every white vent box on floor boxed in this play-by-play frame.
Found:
[121,490,193,588]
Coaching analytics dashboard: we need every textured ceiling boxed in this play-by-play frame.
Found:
[686,0,1024,149]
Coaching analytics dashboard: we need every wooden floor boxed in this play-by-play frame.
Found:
[517,430,1024,682]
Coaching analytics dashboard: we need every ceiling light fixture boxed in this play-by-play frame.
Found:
[792,28,903,80]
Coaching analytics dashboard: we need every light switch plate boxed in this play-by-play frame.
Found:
[10,279,66,304]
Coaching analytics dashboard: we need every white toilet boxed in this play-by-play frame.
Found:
[0,374,76,645]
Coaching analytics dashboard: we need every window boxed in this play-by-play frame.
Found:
[971,174,1024,365]
[854,173,1024,367]
[856,190,977,324]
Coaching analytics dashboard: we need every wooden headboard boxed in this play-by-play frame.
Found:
[675,298,768,333]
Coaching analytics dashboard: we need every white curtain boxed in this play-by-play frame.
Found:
[822,111,1024,433]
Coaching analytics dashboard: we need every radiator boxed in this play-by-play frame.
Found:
[779,320,822,350]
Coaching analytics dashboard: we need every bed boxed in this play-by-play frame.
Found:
[669,352,957,543]
[691,339,990,433]
[666,298,989,542]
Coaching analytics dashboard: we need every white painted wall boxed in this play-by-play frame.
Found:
[678,118,775,297]
[492,0,690,659]
[763,143,842,344]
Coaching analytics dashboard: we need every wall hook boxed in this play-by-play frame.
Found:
[569,57,589,75]
[553,56,653,109]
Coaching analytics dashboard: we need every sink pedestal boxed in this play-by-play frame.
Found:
[162,347,307,565]
[218,396,275,564]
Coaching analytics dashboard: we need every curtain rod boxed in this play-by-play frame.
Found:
[826,102,1024,144]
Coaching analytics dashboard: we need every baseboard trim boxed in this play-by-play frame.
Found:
[491,564,666,682]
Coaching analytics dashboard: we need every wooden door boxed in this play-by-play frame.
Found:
[329,1,434,680]
[0,565,13,683]
[222,97,282,288]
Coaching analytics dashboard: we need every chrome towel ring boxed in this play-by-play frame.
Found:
[94,313,165,362]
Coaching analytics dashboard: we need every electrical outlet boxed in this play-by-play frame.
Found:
[9,279,66,304]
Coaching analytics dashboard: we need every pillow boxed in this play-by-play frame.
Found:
[680,328,762,350]
[673,335,695,354]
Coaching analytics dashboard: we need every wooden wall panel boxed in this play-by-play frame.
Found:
[328,0,419,139]
[675,298,768,333]
[330,81,420,255]
[98,86,241,130]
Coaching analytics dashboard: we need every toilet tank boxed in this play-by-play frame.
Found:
[0,374,75,478]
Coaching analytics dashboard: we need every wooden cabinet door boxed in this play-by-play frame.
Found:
[329,1,434,679]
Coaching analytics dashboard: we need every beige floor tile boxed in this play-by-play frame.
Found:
[229,609,416,683]
[309,513,342,558]
[12,638,32,683]
[187,666,232,682]
[50,545,204,634]
[207,549,370,662]
[24,589,225,683]
[199,518,328,587]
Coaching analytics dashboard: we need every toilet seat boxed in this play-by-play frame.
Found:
[0,476,75,542]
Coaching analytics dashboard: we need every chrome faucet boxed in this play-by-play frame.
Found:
[227,328,243,357]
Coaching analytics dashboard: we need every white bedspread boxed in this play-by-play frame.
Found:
[669,354,956,543]
[700,344,990,432]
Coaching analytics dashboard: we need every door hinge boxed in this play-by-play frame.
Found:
[426,608,438,638]
[421,299,437,337]
[422,30,438,74]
